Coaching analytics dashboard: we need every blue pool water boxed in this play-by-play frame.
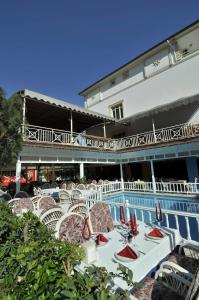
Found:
[103,192,199,242]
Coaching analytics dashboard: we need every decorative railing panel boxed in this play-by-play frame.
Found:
[23,122,199,150]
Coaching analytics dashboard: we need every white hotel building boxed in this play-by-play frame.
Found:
[15,20,199,192]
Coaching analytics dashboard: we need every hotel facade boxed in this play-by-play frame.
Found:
[14,20,199,193]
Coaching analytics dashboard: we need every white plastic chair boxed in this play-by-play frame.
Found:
[155,242,199,299]
[40,207,64,230]
[87,183,96,190]
[71,189,82,202]
[37,196,56,212]
[31,196,41,209]
[59,190,71,205]
[76,184,86,190]
[155,262,199,299]
[68,203,88,217]
[55,212,85,243]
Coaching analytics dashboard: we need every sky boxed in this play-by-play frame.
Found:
[0,0,198,106]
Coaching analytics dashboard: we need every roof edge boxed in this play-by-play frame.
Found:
[79,19,199,96]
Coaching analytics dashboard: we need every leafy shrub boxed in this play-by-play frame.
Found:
[0,204,132,299]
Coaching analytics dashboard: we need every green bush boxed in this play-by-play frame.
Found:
[0,204,132,299]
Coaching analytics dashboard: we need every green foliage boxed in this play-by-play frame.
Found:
[0,204,133,299]
[0,88,23,174]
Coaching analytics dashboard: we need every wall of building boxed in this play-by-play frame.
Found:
[84,26,199,123]
[86,54,199,119]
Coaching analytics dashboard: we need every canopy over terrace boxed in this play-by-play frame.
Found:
[18,89,116,133]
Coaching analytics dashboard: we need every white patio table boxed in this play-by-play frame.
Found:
[41,187,60,195]
[76,222,183,292]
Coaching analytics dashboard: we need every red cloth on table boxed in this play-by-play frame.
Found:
[96,234,108,245]
[117,245,138,259]
[148,228,164,238]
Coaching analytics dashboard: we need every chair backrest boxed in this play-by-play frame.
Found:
[98,179,103,185]
[87,183,96,190]
[13,198,34,216]
[179,243,199,260]
[8,198,21,209]
[91,180,97,185]
[71,189,82,202]
[59,190,71,205]
[68,203,88,217]
[103,180,109,185]
[89,201,114,233]
[33,186,43,196]
[61,182,67,190]
[40,207,64,230]
[37,196,56,211]
[31,196,42,208]
[186,267,199,300]
[76,184,85,190]
[66,182,76,190]
[55,213,85,243]
[14,191,29,198]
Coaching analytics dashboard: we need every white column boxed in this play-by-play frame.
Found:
[103,122,106,138]
[141,210,144,222]
[196,217,199,233]
[152,118,157,143]
[185,217,191,240]
[16,156,21,193]
[125,199,130,222]
[22,97,26,136]
[70,110,73,142]
[174,215,179,232]
[165,213,169,228]
[150,160,156,193]
[80,163,84,179]
[114,206,117,222]
[120,163,124,190]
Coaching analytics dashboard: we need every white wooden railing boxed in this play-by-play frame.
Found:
[107,200,199,241]
[23,125,116,149]
[118,122,199,149]
[99,181,199,195]
[23,122,199,150]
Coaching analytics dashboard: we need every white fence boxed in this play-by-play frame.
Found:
[107,201,199,241]
[99,181,199,195]
[23,122,199,150]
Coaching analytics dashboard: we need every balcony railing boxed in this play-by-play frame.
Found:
[99,181,199,196]
[23,122,199,151]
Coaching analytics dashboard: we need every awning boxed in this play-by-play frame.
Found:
[18,89,116,132]
[119,93,199,123]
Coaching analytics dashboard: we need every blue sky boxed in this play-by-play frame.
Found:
[0,0,198,106]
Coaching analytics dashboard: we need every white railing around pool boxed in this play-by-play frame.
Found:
[23,122,199,150]
[98,181,199,195]
[107,200,199,242]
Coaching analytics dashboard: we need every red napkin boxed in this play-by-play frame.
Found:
[96,234,108,245]
[117,245,138,259]
[148,228,164,238]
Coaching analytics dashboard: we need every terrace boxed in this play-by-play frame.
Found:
[3,182,198,299]
[23,121,199,151]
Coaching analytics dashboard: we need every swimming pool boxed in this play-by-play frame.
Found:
[103,192,199,242]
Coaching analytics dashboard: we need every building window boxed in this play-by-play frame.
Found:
[111,102,124,120]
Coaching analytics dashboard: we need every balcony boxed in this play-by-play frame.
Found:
[23,122,199,151]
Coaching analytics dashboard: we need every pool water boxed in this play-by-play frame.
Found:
[103,192,199,242]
